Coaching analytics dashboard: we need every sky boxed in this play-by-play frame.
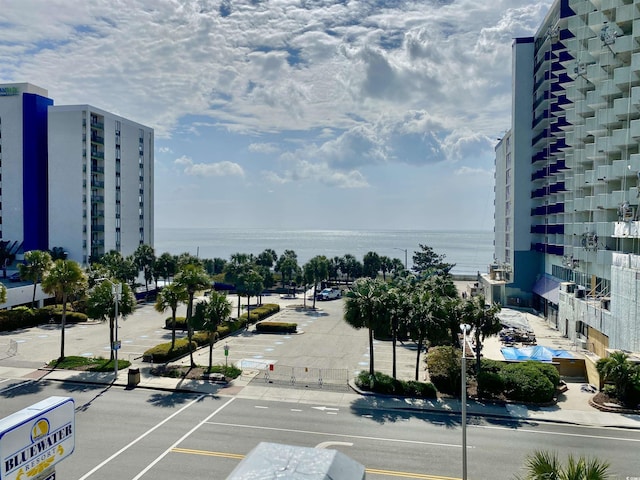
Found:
[2,0,552,231]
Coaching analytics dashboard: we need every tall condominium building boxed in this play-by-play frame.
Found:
[0,83,154,266]
[48,106,154,264]
[0,83,53,254]
[488,0,640,354]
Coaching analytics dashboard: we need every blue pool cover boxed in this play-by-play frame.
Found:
[501,345,574,362]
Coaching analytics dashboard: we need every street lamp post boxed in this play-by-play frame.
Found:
[460,323,471,480]
[112,282,122,377]
[393,248,408,270]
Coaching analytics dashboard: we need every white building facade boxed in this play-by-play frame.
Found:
[490,0,640,355]
[0,83,154,267]
[48,106,154,264]
[0,83,53,255]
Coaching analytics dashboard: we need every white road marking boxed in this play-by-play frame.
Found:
[77,394,220,480]
[206,422,464,449]
[130,397,236,480]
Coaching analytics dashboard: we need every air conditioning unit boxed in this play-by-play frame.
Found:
[561,282,576,294]
[577,339,587,350]
[575,286,586,298]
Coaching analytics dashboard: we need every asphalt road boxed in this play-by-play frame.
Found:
[1,382,639,480]
[2,296,640,479]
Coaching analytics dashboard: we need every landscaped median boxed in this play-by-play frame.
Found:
[145,303,281,364]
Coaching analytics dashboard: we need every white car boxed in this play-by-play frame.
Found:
[317,288,341,301]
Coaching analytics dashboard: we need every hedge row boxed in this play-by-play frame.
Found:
[355,371,437,399]
[149,304,280,362]
[0,306,88,331]
[255,322,297,334]
[477,359,560,403]
[239,303,280,324]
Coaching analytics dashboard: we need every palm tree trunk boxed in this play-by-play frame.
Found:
[208,340,213,372]
[32,282,38,308]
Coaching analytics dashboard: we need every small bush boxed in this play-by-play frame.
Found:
[238,303,280,326]
[165,316,187,330]
[255,322,297,334]
[205,364,242,379]
[477,371,505,398]
[502,362,555,403]
[143,338,198,363]
[354,371,436,399]
[427,346,461,395]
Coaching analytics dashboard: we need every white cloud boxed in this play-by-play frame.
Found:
[248,142,280,154]
[175,156,244,177]
[0,0,554,229]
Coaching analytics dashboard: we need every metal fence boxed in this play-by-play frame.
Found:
[258,363,350,390]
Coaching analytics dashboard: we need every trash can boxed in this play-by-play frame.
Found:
[128,368,140,387]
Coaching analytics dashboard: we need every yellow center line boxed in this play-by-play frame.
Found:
[170,448,460,480]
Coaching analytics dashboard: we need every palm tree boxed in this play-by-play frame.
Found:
[596,351,639,405]
[0,283,7,305]
[406,285,448,380]
[344,277,387,376]
[195,291,232,371]
[133,244,156,295]
[460,294,501,375]
[86,280,136,361]
[18,250,52,307]
[154,283,188,349]
[41,259,86,359]
[380,284,410,379]
[304,256,329,309]
[517,450,611,479]
[175,264,211,367]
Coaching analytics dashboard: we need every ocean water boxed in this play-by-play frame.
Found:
[154,228,494,276]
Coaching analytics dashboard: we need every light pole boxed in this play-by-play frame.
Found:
[110,282,122,377]
[393,248,408,270]
[460,323,471,480]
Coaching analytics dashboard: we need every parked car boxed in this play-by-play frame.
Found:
[317,287,341,301]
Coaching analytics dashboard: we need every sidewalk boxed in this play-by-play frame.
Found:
[4,362,639,430]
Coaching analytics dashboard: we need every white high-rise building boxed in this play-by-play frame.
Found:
[0,83,53,256]
[489,0,640,354]
[48,106,154,264]
[0,83,154,266]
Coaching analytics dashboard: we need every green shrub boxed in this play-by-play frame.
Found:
[205,364,242,379]
[477,371,505,398]
[255,322,297,334]
[238,303,280,325]
[502,362,555,403]
[143,338,198,363]
[427,346,461,395]
[0,306,87,331]
[165,316,187,330]
[480,358,505,375]
[528,361,560,389]
[354,371,437,399]
[404,380,438,398]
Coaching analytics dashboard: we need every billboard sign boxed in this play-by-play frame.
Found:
[0,397,75,480]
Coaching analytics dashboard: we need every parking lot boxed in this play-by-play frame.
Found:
[0,292,426,386]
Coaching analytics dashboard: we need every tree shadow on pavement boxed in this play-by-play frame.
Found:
[147,391,214,408]
[349,396,536,430]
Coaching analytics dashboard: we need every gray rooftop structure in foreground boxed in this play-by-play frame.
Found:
[226,442,366,480]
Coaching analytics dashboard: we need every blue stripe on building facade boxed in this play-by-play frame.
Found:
[22,93,53,252]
